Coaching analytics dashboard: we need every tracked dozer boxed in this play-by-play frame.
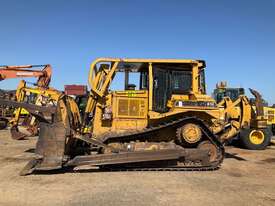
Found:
[0,58,268,175]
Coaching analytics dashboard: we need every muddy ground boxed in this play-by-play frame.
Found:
[0,129,275,206]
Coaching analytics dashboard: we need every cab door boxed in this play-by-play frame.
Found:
[153,68,171,113]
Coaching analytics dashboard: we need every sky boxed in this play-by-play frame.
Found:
[0,0,274,103]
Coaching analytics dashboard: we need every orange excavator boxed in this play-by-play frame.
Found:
[0,64,52,137]
[0,64,52,86]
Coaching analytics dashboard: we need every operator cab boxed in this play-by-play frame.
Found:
[151,63,206,112]
[104,60,207,114]
[89,58,212,132]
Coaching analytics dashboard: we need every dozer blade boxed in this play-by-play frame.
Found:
[20,121,67,175]
[10,126,28,140]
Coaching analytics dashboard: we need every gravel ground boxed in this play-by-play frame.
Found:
[0,129,275,206]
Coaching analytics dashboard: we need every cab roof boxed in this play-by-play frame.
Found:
[91,58,206,72]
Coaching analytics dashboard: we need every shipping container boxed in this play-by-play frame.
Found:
[64,85,87,96]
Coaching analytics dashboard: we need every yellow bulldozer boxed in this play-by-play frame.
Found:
[0,58,269,175]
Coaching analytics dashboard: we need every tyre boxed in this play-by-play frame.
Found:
[239,128,272,150]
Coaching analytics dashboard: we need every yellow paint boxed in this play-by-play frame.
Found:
[192,64,199,93]
[249,130,265,145]
[80,58,266,143]
[263,106,275,125]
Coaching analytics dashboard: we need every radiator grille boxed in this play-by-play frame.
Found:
[129,99,139,116]
[117,98,145,117]
[118,99,128,116]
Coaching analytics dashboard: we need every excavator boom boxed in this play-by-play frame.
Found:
[0,64,52,88]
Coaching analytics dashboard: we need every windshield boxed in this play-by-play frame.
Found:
[171,70,192,93]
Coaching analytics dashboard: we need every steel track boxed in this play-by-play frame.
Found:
[87,116,225,171]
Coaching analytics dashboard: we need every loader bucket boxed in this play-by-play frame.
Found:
[10,126,28,140]
[20,121,67,175]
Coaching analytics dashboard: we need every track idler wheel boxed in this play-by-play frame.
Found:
[198,140,218,162]
[10,125,28,140]
[176,123,202,147]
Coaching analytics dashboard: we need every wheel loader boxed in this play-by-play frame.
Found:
[0,58,268,175]
[213,81,272,149]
